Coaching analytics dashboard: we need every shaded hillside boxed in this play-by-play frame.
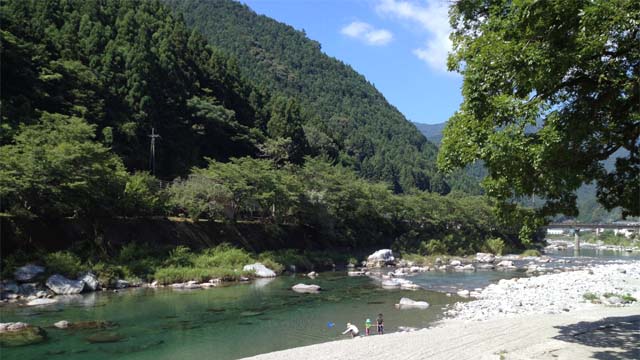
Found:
[166,0,449,193]
[0,0,273,179]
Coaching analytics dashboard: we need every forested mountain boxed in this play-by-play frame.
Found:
[165,0,453,194]
[1,0,271,179]
[413,122,447,145]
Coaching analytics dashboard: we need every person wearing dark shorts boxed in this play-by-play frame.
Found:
[376,313,384,334]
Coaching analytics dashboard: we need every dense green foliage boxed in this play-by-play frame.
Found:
[164,0,478,194]
[0,0,270,179]
[440,0,640,218]
[0,0,533,267]
[168,157,525,254]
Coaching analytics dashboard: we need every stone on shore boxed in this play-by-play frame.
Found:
[79,272,99,292]
[0,322,47,347]
[292,284,321,293]
[14,265,45,282]
[115,279,129,289]
[496,260,515,269]
[243,263,277,278]
[475,253,495,263]
[396,297,430,309]
[46,275,85,295]
[26,298,58,306]
[366,249,395,268]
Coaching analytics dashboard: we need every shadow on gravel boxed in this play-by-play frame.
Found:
[553,315,640,360]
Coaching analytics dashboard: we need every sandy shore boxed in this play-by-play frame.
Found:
[241,262,640,360]
[240,305,639,360]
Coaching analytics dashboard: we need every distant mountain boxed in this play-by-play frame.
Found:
[413,122,447,145]
[165,0,458,194]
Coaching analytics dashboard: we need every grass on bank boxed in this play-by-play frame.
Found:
[1,243,364,286]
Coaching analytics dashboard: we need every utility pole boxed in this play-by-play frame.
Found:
[148,127,160,176]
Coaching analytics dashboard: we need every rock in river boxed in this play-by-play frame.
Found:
[292,284,321,293]
[396,297,430,309]
[243,263,277,278]
[79,272,99,292]
[26,298,58,306]
[366,249,395,267]
[53,320,70,329]
[86,332,125,343]
[0,322,47,347]
[14,265,45,282]
[46,275,85,295]
[475,253,495,263]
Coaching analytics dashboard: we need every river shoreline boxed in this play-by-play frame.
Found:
[239,261,640,360]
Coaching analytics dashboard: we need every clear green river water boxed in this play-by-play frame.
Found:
[1,249,637,360]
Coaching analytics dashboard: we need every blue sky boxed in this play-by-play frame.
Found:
[241,0,462,125]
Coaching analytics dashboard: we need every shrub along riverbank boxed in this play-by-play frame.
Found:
[2,155,539,280]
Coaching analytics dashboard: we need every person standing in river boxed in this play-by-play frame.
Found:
[376,313,384,334]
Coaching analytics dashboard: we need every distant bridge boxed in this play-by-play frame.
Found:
[544,222,639,253]
[546,223,640,230]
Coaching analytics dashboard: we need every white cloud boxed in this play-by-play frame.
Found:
[376,0,452,72]
[341,21,393,46]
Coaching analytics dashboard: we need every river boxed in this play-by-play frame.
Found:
[1,249,638,360]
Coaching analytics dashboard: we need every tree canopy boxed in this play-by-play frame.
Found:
[439,0,639,217]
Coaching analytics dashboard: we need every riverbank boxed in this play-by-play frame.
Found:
[240,262,640,360]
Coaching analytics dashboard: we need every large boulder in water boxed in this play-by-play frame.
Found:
[46,274,84,295]
[292,283,321,293]
[366,249,395,268]
[14,265,45,282]
[396,297,430,309]
[0,322,47,347]
[243,263,276,278]
[79,272,99,292]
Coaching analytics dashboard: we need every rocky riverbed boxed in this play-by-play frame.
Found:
[446,261,640,321]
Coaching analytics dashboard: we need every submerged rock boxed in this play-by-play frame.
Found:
[69,320,116,330]
[85,332,125,343]
[0,322,47,347]
[292,284,321,293]
[396,297,430,309]
[243,263,276,278]
[46,275,85,295]
[15,265,45,282]
[348,271,365,276]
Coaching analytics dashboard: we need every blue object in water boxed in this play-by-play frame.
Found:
[327,322,335,328]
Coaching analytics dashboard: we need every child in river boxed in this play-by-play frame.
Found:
[376,313,384,334]
[365,318,372,335]
[342,322,359,338]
